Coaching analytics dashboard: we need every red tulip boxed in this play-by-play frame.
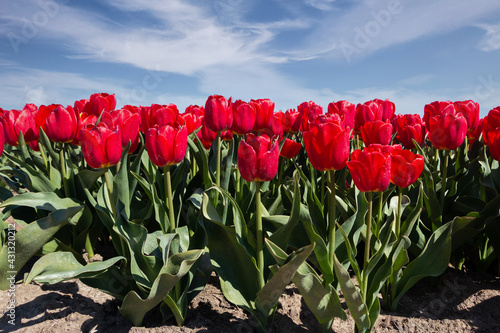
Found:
[83,93,116,117]
[355,99,395,133]
[264,112,284,138]
[80,123,122,169]
[347,148,391,192]
[141,104,179,133]
[428,112,467,150]
[423,101,454,132]
[204,95,232,133]
[2,108,38,146]
[0,122,4,156]
[44,105,79,143]
[360,120,393,146]
[394,114,426,149]
[468,118,483,147]
[303,121,350,171]
[390,147,424,188]
[237,133,279,182]
[280,138,302,159]
[231,100,256,135]
[181,105,204,134]
[454,100,479,134]
[282,109,301,134]
[111,109,141,153]
[328,100,356,131]
[482,107,500,146]
[146,124,187,167]
[298,101,323,132]
[484,127,500,161]
[250,98,274,131]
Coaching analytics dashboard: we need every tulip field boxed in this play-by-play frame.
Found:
[1,93,500,332]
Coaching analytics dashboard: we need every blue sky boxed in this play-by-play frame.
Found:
[1,0,500,117]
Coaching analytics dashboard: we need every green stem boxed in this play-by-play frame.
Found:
[164,166,176,233]
[376,191,384,238]
[438,150,449,227]
[216,133,221,187]
[328,170,336,271]
[256,181,265,290]
[59,143,70,198]
[38,142,49,172]
[395,187,402,238]
[362,192,373,301]
[321,171,325,207]
[163,294,184,326]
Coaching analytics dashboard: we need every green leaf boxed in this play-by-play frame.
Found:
[119,249,204,326]
[333,254,370,332]
[25,251,125,284]
[0,206,84,290]
[392,221,453,310]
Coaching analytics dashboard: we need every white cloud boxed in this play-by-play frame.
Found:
[477,23,500,51]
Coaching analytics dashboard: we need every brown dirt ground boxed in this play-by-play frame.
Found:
[1,267,499,333]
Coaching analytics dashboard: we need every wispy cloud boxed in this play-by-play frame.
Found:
[477,23,500,51]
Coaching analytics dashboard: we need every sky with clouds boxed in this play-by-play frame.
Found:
[1,0,500,116]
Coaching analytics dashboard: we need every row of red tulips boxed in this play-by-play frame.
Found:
[0,93,499,189]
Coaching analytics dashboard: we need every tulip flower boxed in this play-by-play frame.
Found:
[360,120,393,146]
[250,98,274,132]
[141,104,180,133]
[303,121,350,171]
[237,133,279,182]
[204,94,232,133]
[282,109,301,134]
[428,112,467,150]
[264,112,284,138]
[279,138,302,159]
[111,109,141,153]
[355,99,395,133]
[44,105,79,143]
[328,100,356,131]
[0,122,4,157]
[390,147,424,188]
[180,105,204,135]
[347,148,391,192]
[423,101,454,132]
[231,100,256,135]
[394,114,426,149]
[298,101,323,132]
[2,108,38,146]
[80,123,122,169]
[454,100,479,134]
[83,93,117,117]
[482,107,500,146]
[146,124,187,168]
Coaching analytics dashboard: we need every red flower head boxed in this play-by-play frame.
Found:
[389,147,424,188]
[83,93,117,117]
[45,105,79,143]
[282,109,301,134]
[394,114,427,149]
[2,108,38,146]
[237,133,279,182]
[482,107,500,146]
[141,103,180,133]
[146,124,187,167]
[0,122,4,156]
[423,101,454,132]
[347,147,391,192]
[280,138,302,159]
[428,111,467,150]
[181,105,204,134]
[231,99,256,135]
[263,112,284,138]
[360,120,393,146]
[303,121,350,171]
[328,100,356,131]
[204,94,232,133]
[250,98,274,131]
[196,123,216,150]
[454,100,480,134]
[298,101,323,132]
[80,123,122,169]
[111,108,141,153]
[355,99,395,133]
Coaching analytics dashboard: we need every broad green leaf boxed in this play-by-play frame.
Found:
[119,249,204,326]
[0,206,84,290]
[25,251,125,284]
